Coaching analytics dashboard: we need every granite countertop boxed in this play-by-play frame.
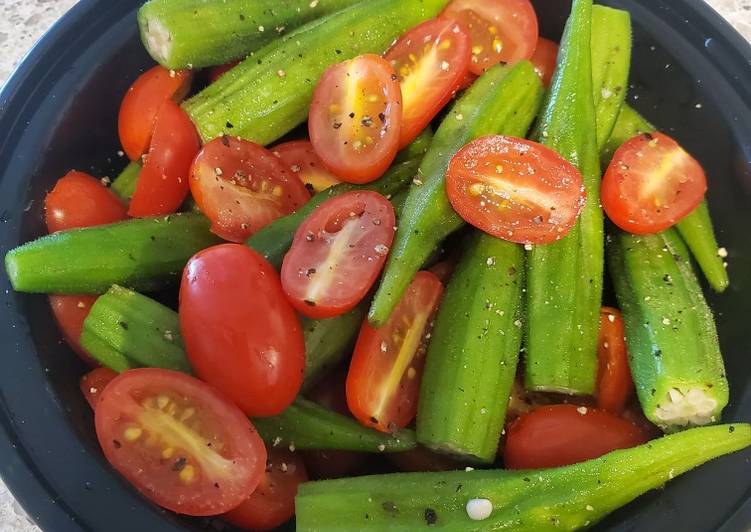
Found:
[1,0,750,531]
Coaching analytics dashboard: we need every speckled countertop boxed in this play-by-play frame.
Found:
[1,0,751,530]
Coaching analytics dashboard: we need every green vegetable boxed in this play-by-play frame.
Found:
[5,214,221,294]
[111,161,141,202]
[78,329,136,373]
[138,0,360,70]
[600,104,652,166]
[607,228,729,430]
[369,61,544,326]
[184,0,448,144]
[525,0,603,395]
[296,424,751,530]
[252,398,416,452]
[417,233,524,463]
[80,285,192,373]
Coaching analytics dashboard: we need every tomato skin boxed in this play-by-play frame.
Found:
[309,54,403,184]
[180,244,305,417]
[118,66,192,161]
[596,307,634,414]
[223,448,308,531]
[128,100,201,217]
[272,140,341,193]
[80,367,119,409]
[503,404,650,469]
[281,191,396,319]
[208,61,240,83]
[601,132,707,234]
[44,171,127,233]
[95,368,267,516]
[346,271,444,432]
[49,295,98,365]
[530,37,559,86]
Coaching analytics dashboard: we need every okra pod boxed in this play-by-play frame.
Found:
[369,61,544,326]
[607,228,729,430]
[110,161,141,202]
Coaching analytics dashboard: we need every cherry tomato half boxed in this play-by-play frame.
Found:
[180,244,305,417]
[281,191,396,319]
[223,448,308,531]
[346,271,444,432]
[44,171,127,233]
[385,18,471,147]
[272,140,341,193]
[190,137,310,242]
[129,100,201,217]
[95,368,267,516]
[601,131,707,234]
[530,37,559,87]
[118,66,192,161]
[503,404,650,469]
[441,0,539,75]
[446,135,586,245]
[309,54,402,184]
[80,367,118,409]
[596,307,634,414]
[49,295,98,365]
[208,61,240,83]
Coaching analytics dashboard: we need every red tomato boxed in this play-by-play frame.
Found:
[95,368,267,516]
[596,307,634,414]
[208,61,240,83]
[441,0,539,75]
[458,72,478,91]
[190,137,310,242]
[272,140,341,193]
[223,448,308,531]
[503,404,650,469]
[346,271,444,432]
[118,66,192,161]
[601,132,707,234]
[49,295,98,365]
[128,100,201,217]
[80,367,118,409]
[281,191,396,319]
[385,18,471,147]
[530,37,559,86]
[446,135,586,245]
[309,54,402,184]
[180,244,305,416]
[44,171,127,233]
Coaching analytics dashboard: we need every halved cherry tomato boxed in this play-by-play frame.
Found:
[385,18,471,147]
[208,61,240,83]
[224,448,308,531]
[446,135,586,245]
[503,404,650,469]
[601,131,707,234]
[118,66,192,161]
[49,295,98,365]
[272,140,341,193]
[281,191,396,319]
[80,367,118,409]
[190,137,310,242]
[95,368,267,516]
[428,258,457,283]
[44,171,127,233]
[346,271,443,432]
[441,0,539,75]
[129,100,201,217]
[309,54,402,184]
[596,307,634,414]
[530,37,559,86]
[180,244,305,416]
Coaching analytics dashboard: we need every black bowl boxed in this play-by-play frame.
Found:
[1,0,750,530]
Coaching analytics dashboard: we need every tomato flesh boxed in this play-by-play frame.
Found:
[309,54,402,184]
[191,137,310,242]
[95,368,267,516]
[208,61,240,83]
[596,307,634,414]
[530,37,559,86]
[446,135,586,245]
[49,295,98,365]
[601,131,707,234]
[346,271,444,432]
[281,191,396,319]
[45,171,127,233]
[272,140,341,193]
[80,367,118,409]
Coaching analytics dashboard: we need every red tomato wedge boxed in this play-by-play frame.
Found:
[180,244,305,417]
[309,54,402,184]
[441,0,539,75]
[446,135,586,244]
[95,368,266,516]
[272,140,341,193]
[346,271,444,433]
[223,448,308,531]
[503,404,650,469]
[190,137,310,242]
[129,100,201,217]
[281,191,396,319]
[384,18,471,147]
[50,295,98,365]
[596,307,635,414]
[530,37,559,86]
[601,132,707,234]
[118,66,192,161]
[44,171,127,233]
[80,367,118,409]
[208,61,240,83]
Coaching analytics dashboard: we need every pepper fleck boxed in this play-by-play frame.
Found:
[424,508,438,525]
[172,457,188,472]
